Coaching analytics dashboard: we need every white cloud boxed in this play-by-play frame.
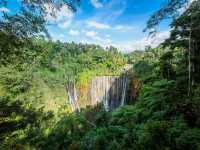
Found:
[58,20,72,28]
[44,4,73,28]
[91,0,103,8]
[59,34,65,38]
[86,20,134,32]
[111,30,170,52]
[85,31,98,38]
[146,31,170,47]
[69,29,80,36]
[105,38,112,43]
[80,30,170,52]
[81,30,170,53]
[83,30,112,45]
[0,7,9,12]
[106,34,111,38]
[99,0,126,22]
[86,20,111,29]
[114,25,134,31]
[114,25,124,30]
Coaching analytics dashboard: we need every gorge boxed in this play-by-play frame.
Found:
[68,74,129,111]
[88,75,128,111]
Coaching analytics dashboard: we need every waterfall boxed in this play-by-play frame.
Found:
[66,64,132,112]
[103,76,109,111]
[89,75,128,110]
[67,74,129,111]
[121,75,128,106]
[66,82,80,112]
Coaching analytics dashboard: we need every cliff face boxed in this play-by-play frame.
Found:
[67,64,133,111]
[88,75,128,111]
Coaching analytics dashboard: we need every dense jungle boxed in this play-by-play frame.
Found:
[0,0,200,150]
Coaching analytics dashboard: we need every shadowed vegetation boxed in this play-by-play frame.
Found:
[1,0,200,149]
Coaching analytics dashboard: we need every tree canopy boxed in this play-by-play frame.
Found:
[1,0,200,150]
[0,0,80,39]
[145,0,190,34]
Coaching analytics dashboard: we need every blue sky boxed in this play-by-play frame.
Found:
[0,0,171,52]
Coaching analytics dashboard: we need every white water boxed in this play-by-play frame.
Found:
[67,75,129,111]
[67,82,80,112]
[88,75,128,110]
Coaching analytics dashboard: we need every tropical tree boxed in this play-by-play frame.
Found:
[146,0,200,96]
[0,0,79,39]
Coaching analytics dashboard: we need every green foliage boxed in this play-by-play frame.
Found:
[0,0,79,40]
[145,0,189,33]
[0,96,54,150]
[1,1,200,149]
[176,129,200,150]
[1,38,200,149]
[0,39,126,111]
[0,67,32,96]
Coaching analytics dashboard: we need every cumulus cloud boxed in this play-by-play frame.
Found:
[112,30,170,52]
[58,20,72,28]
[114,25,134,31]
[69,29,80,36]
[86,20,134,32]
[106,34,111,38]
[0,7,9,12]
[144,31,170,48]
[44,4,73,29]
[86,20,111,29]
[92,0,126,23]
[105,38,112,44]
[79,30,170,52]
[81,30,170,52]
[83,30,112,45]
[91,0,103,8]
[85,31,98,38]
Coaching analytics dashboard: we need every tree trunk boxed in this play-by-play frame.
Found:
[188,30,192,96]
